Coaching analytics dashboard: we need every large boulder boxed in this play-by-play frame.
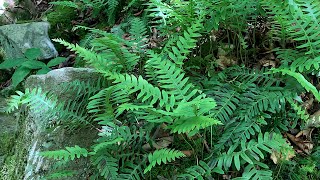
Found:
[0,22,58,60]
[0,68,101,180]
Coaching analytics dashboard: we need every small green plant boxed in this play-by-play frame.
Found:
[0,48,66,87]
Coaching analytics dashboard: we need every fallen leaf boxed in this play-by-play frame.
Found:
[287,133,314,154]
[181,150,193,157]
[270,148,295,164]
[142,136,173,151]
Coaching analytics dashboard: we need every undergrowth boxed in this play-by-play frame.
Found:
[4,0,320,179]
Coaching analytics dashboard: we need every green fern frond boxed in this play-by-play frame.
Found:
[92,138,124,153]
[204,84,240,123]
[163,22,202,65]
[92,155,119,178]
[168,116,221,134]
[98,71,162,106]
[129,18,149,50]
[216,132,286,171]
[287,98,310,122]
[144,148,186,173]
[177,161,223,179]
[146,51,200,103]
[118,159,147,180]
[53,38,110,70]
[5,88,56,114]
[271,68,320,101]
[276,49,320,73]
[40,145,88,161]
[146,0,174,26]
[233,164,272,180]
[87,87,116,126]
[107,0,119,25]
[91,35,140,71]
[236,88,287,121]
[215,117,267,151]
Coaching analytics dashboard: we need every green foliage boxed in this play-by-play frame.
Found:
[144,148,185,173]
[40,145,88,161]
[6,0,320,179]
[0,48,66,87]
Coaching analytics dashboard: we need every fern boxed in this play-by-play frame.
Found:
[271,68,320,101]
[177,161,224,179]
[168,116,221,134]
[162,21,203,65]
[106,0,119,25]
[233,164,272,180]
[129,18,149,51]
[117,159,146,180]
[49,1,79,9]
[144,148,186,173]
[92,154,119,178]
[215,132,287,171]
[40,145,88,161]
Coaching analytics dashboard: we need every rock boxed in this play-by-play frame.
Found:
[0,22,58,60]
[1,68,101,180]
[0,96,18,169]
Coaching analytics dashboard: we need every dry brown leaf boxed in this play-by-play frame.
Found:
[296,128,314,140]
[302,98,314,110]
[287,133,314,154]
[142,136,173,151]
[181,150,193,157]
[270,149,295,164]
[306,109,320,128]
[260,59,276,67]
[216,56,237,69]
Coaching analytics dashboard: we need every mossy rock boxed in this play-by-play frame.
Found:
[5,68,101,179]
[0,97,18,156]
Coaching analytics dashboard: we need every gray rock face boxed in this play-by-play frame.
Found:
[0,97,18,167]
[0,22,58,60]
[1,68,100,180]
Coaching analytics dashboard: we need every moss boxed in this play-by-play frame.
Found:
[46,6,78,51]
[0,114,29,180]
[0,133,14,155]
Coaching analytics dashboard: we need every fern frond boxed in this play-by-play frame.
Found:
[204,83,240,123]
[118,158,147,180]
[287,98,310,122]
[92,154,119,178]
[271,68,320,101]
[53,38,111,70]
[215,117,267,151]
[146,51,200,103]
[163,22,202,65]
[144,148,186,173]
[129,18,149,51]
[87,87,116,126]
[177,161,223,179]
[233,164,272,180]
[264,0,320,57]
[216,132,286,171]
[91,35,140,71]
[168,116,221,134]
[107,0,119,25]
[5,88,56,115]
[236,88,287,121]
[40,145,88,161]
